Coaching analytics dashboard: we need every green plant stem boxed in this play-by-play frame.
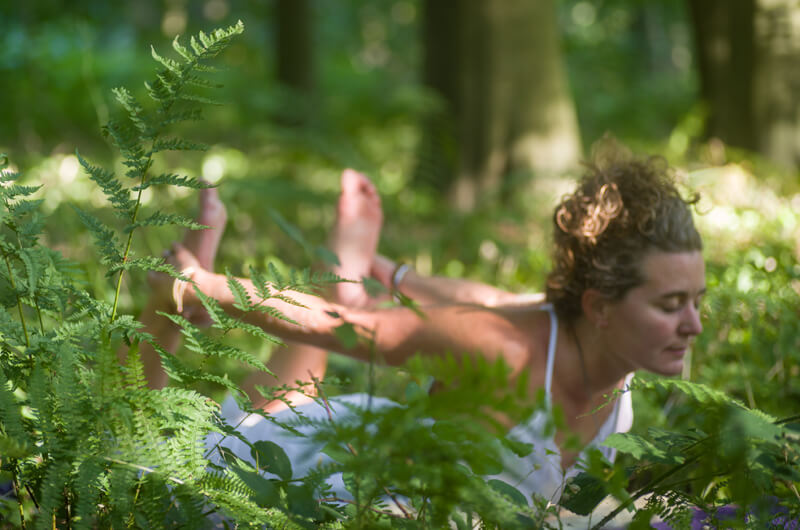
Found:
[35,296,44,334]
[110,197,141,322]
[110,138,157,322]
[4,253,29,347]
[11,466,26,530]
[591,454,702,530]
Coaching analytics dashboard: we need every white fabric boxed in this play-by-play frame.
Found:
[491,305,634,502]
[207,303,634,504]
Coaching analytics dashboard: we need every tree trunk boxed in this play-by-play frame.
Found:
[689,0,800,168]
[419,0,582,211]
[752,0,800,168]
[688,0,757,151]
[276,0,314,93]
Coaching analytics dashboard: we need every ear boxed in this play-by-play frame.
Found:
[581,289,611,328]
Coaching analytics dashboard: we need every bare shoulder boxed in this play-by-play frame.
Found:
[491,291,547,308]
[490,304,552,381]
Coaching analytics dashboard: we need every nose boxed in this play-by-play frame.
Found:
[679,304,703,336]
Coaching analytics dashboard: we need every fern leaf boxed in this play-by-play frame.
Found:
[604,432,685,464]
[136,172,208,190]
[76,150,137,211]
[107,255,177,276]
[124,211,207,233]
[184,73,221,89]
[150,45,183,74]
[111,87,150,135]
[0,368,28,445]
[226,271,252,312]
[72,455,106,530]
[151,137,208,153]
[158,107,204,126]
[73,207,123,265]
[0,178,42,201]
[171,34,194,61]
[179,92,221,106]
[18,246,43,298]
[153,341,249,394]
[251,264,277,299]
[638,379,738,407]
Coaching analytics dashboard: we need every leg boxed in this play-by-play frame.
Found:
[251,169,385,412]
[329,168,383,307]
[135,185,227,388]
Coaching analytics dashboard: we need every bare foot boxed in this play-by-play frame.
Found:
[329,169,383,307]
[183,183,227,271]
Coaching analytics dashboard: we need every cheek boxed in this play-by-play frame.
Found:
[618,309,676,347]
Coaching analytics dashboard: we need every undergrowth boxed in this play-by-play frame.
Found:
[0,21,798,530]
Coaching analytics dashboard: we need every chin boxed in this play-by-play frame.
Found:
[654,361,685,377]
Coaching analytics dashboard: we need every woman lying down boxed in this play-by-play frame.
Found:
[139,144,705,510]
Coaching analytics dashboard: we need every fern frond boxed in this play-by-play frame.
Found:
[124,211,207,233]
[72,455,106,530]
[150,137,208,153]
[18,246,45,298]
[154,342,246,395]
[156,107,204,126]
[161,311,272,372]
[637,378,740,408]
[111,87,151,136]
[76,152,136,213]
[136,172,209,190]
[73,207,123,265]
[183,73,222,89]
[0,183,42,202]
[226,271,253,311]
[150,46,182,74]
[179,92,221,106]
[107,256,176,276]
[0,368,29,445]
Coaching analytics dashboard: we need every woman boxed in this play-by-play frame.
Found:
[158,142,706,503]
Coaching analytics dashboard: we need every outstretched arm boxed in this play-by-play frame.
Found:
[172,245,530,371]
[371,255,545,308]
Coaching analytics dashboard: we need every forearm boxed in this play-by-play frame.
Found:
[194,269,393,360]
[190,269,525,368]
[372,255,534,307]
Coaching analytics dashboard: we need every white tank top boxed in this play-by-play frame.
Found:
[208,303,634,505]
[491,304,634,503]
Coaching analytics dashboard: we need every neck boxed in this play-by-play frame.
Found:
[557,316,631,401]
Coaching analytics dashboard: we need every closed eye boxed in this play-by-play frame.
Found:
[659,296,683,312]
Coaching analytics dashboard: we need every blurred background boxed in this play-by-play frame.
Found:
[1,1,798,422]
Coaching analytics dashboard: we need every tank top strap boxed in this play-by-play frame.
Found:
[540,303,558,408]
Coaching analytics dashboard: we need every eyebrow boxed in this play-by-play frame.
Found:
[658,287,707,299]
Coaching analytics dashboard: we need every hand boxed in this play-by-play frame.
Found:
[158,243,214,327]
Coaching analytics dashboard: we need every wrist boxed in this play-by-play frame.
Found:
[391,263,411,293]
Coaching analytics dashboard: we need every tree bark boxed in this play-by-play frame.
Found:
[419,0,582,211]
[688,0,757,151]
[752,0,800,167]
[276,0,314,93]
[689,0,800,168]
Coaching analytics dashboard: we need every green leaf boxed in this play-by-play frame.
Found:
[229,462,281,508]
[321,442,352,464]
[363,276,388,298]
[603,432,685,464]
[250,440,293,481]
[314,246,340,267]
[334,322,359,349]
[487,479,528,507]
[500,437,533,459]
[558,472,608,516]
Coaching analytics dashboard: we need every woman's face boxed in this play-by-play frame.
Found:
[603,250,706,376]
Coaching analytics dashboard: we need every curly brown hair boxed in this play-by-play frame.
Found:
[545,139,702,322]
